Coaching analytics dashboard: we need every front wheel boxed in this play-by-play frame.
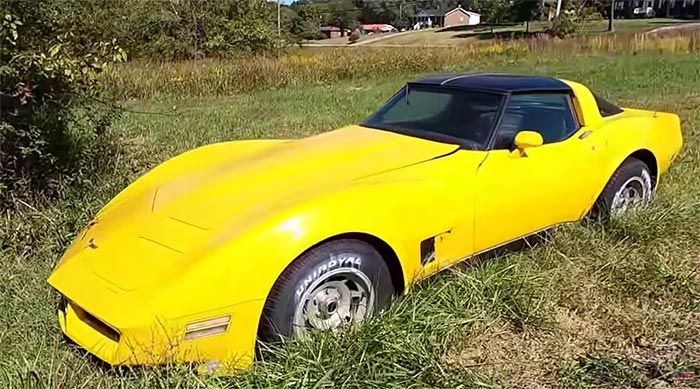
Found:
[592,158,654,219]
[258,239,395,341]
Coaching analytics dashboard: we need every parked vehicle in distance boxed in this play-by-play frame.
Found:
[48,73,683,373]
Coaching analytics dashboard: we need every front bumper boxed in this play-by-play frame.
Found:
[58,298,123,364]
[57,295,256,371]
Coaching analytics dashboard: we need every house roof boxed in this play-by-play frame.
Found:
[416,5,480,17]
[410,73,571,93]
[417,8,444,17]
[361,24,394,30]
[320,26,341,32]
[445,6,480,17]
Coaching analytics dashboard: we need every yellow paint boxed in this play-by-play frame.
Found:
[47,79,683,372]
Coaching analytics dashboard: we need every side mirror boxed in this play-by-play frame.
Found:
[514,131,543,150]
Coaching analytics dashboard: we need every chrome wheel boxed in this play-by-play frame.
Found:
[292,267,374,338]
[611,172,652,216]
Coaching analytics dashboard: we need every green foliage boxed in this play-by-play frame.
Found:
[474,0,514,24]
[474,0,543,24]
[119,0,278,60]
[511,0,543,23]
[310,0,360,31]
[0,2,126,204]
[288,3,324,41]
[546,13,580,38]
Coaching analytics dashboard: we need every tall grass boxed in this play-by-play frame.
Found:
[1,42,699,388]
[102,30,700,100]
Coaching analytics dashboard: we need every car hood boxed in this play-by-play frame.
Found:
[49,125,459,297]
[134,125,458,229]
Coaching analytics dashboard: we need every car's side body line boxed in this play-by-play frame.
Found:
[418,222,565,281]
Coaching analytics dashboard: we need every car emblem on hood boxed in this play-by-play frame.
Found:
[87,238,97,249]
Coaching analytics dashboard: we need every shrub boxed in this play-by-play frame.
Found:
[0,3,125,205]
[546,14,578,38]
[348,30,361,44]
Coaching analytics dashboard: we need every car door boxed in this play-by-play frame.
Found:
[473,92,603,254]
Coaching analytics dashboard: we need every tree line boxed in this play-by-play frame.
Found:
[285,0,618,39]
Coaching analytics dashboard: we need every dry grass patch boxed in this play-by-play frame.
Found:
[101,30,700,100]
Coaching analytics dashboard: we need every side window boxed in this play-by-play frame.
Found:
[492,93,578,150]
[593,93,623,117]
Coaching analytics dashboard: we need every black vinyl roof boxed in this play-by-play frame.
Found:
[411,73,572,93]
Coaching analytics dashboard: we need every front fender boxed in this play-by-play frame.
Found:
[151,178,458,365]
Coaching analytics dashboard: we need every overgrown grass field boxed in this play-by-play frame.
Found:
[1,34,699,388]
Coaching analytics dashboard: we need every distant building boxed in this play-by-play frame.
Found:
[541,0,699,19]
[320,26,341,39]
[613,0,698,19]
[444,6,481,27]
[360,24,398,34]
[411,5,481,28]
[414,8,446,26]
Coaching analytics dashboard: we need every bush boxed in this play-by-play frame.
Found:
[0,3,125,204]
[545,14,579,38]
[348,30,361,44]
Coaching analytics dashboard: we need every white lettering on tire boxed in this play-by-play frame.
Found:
[295,255,362,300]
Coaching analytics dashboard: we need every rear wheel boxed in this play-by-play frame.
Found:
[592,158,654,219]
[258,239,395,341]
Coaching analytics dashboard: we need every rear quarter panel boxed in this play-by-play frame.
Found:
[588,108,682,202]
[564,79,682,200]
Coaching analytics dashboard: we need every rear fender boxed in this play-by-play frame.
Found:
[588,109,682,206]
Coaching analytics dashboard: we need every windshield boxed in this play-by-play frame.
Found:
[361,85,504,149]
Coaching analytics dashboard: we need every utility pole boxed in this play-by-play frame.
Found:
[608,0,615,32]
[277,0,281,37]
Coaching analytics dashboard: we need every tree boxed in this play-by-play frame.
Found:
[473,0,516,34]
[0,0,126,202]
[321,0,360,36]
[289,3,323,41]
[511,0,542,32]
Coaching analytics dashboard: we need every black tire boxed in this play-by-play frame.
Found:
[258,239,395,341]
[591,157,653,220]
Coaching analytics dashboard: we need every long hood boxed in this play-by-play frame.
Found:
[142,125,458,229]
[49,126,458,296]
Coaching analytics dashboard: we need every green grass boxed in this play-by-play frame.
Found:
[1,50,699,388]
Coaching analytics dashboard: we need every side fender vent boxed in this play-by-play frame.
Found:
[420,237,435,265]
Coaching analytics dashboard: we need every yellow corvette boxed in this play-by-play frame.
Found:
[48,73,683,372]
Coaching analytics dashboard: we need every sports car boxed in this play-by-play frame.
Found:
[48,73,683,372]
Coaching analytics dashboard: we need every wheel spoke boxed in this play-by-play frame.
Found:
[292,268,374,336]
